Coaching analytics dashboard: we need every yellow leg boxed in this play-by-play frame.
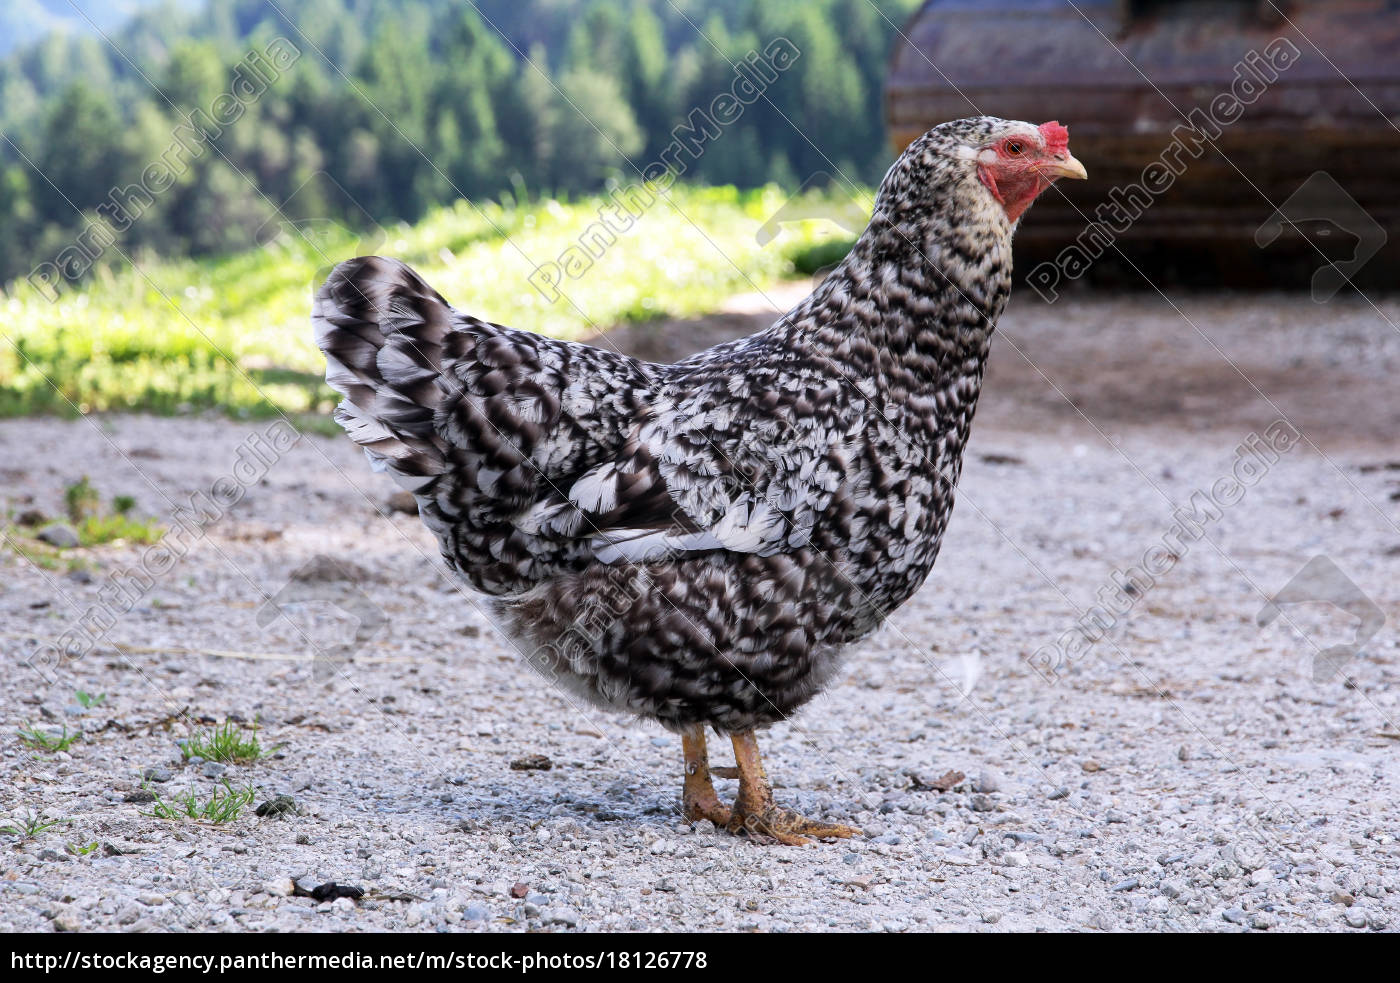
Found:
[681,728,731,826]
[724,730,861,846]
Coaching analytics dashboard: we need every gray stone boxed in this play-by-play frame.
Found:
[972,770,1002,794]
[38,524,79,548]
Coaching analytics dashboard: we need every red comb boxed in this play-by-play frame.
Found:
[1039,121,1070,154]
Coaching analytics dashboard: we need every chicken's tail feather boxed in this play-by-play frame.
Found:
[313,255,452,490]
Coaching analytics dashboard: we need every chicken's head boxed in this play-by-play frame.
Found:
[972,120,1087,223]
[882,117,1088,229]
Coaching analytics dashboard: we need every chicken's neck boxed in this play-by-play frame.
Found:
[784,209,1013,412]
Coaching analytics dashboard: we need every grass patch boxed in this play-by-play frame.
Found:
[285,412,345,439]
[75,513,164,547]
[64,476,100,522]
[0,184,869,419]
[789,236,857,276]
[143,780,256,824]
[180,719,278,764]
[0,527,81,573]
[17,723,81,752]
[62,477,165,546]
[0,811,72,840]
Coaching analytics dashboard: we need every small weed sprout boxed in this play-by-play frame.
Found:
[64,477,100,522]
[1,811,72,840]
[74,690,107,709]
[180,719,280,764]
[17,723,81,752]
[144,781,256,823]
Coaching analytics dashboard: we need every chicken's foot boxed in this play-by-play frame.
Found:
[724,730,860,846]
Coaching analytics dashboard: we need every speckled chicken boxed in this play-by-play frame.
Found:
[313,117,1085,843]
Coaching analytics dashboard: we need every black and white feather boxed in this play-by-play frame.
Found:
[313,117,1037,733]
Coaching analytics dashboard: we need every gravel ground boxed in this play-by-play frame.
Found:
[1,290,1398,933]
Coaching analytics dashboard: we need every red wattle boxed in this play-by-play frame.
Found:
[978,164,1004,204]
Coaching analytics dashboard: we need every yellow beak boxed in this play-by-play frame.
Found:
[1042,153,1088,181]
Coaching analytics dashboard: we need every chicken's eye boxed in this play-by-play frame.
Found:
[1004,140,1025,156]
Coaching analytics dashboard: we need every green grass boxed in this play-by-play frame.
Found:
[143,780,256,823]
[74,513,164,547]
[180,719,278,764]
[0,184,865,419]
[0,527,80,572]
[0,479,163,571]
[0,811,72,840]
[62,477,165,546]
[64,476,100,522]
[17,723,81,752]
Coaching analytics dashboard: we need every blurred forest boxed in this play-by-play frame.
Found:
[0,0,917,287]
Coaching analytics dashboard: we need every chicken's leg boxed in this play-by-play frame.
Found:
[725,730,861,845]
[681,728,731,826]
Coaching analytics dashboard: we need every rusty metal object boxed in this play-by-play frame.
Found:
[886,0,1400,288]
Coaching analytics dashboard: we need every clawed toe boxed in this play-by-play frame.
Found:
[683,795,733,827]
[727,806,861,846]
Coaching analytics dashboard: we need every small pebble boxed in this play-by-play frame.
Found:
[972,770,1002,794]
[510,754,553,771]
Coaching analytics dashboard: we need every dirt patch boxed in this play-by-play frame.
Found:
[2,290,1398,933]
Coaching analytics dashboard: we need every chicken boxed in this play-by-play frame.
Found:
[313,116,1085,844]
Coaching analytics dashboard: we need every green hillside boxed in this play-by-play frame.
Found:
[0,183,864,421]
